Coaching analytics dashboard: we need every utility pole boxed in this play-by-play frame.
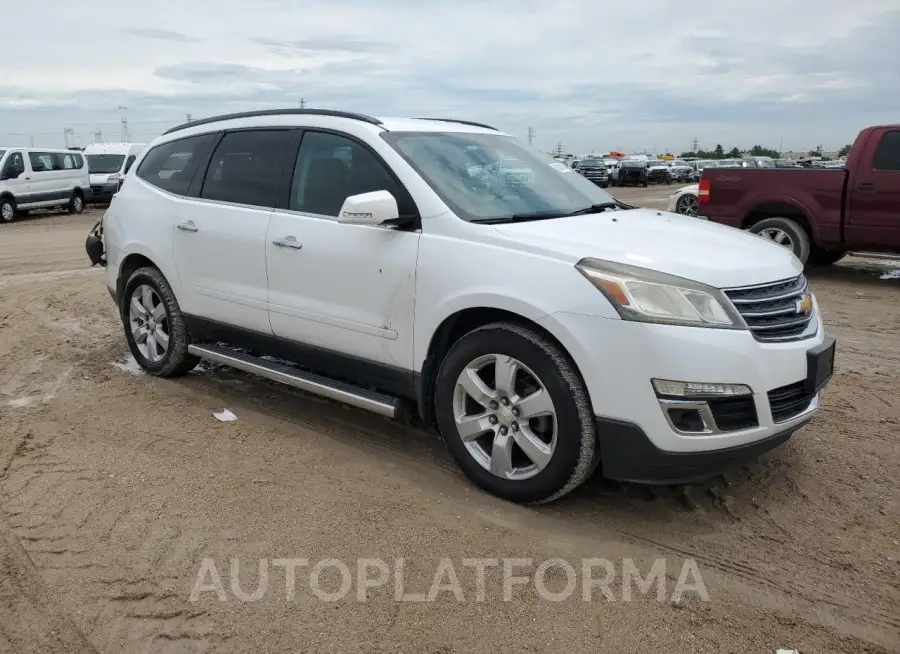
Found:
[185,113,193,123]
[527,127,535,145]
[299,98,306,109]
[64,127,75,149]
[94,130,103,143]
[29,135,34,147]
[118,105,129,142]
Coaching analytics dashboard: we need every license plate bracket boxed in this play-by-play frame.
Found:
[805,335,836,394]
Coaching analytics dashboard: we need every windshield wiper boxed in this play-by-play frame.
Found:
[564,202,627,216]
[471,211,569,224]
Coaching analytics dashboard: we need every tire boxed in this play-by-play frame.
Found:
[0,197,16,223]
[675,194,699,217]
[748,217,811,264]
[121,266,199,377]
[807,247,847,267]
[434,322,597,505]
[642,181,648,188]
[68,191,84,214]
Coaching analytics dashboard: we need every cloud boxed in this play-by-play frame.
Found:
[123,27,200,43]
[1,0,898,153]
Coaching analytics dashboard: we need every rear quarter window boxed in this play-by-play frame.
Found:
[136,134,218,196]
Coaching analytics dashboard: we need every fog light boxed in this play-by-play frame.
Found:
[652,379,751,397]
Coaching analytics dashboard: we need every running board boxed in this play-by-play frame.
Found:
[188,344,400,418]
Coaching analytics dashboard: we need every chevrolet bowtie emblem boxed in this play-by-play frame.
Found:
[795,295,813,315]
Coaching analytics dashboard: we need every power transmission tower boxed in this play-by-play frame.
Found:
[527,127,535,145]
[299,98,306,109]
[94,130,103,143]
[553,142,565,158]
[64,128,75,149]
[692,136,699,153]
[118,106,129,142]
[185,113,193,123]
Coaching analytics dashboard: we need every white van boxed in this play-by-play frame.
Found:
[83,142,147,203]
[0,147,91,222]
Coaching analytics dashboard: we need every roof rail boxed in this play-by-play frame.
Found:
[412,117,499,131]
[163,108,384,135]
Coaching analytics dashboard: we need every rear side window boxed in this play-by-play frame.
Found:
[28,152,57,172]
[137,134,218,196]
[872,131,900,171]
[200,130,290,208]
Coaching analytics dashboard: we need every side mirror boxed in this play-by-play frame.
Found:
[336,190,400,226]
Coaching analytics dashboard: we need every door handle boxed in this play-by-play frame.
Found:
[857,182,876,191]
[177,221,198,232]
[272,236,303,250]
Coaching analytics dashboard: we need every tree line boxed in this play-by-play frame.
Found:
[678,144,853,160]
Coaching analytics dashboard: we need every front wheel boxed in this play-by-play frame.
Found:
[0,197,16,223]
[434,322,597,505]
[121,266,199,377]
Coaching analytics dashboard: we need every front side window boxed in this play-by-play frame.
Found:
[137,133,218,196]
[872,130,900,171]
[381,131,616,222]
[200,130,290,208]
[87,154,126,174]
[289,130,415,218]
[5,152,25,174]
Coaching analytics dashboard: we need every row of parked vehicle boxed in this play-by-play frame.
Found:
[0,142,146,222]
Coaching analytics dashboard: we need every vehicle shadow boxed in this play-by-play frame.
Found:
[807,258,900,287]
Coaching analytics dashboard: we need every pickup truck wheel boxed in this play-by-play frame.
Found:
[749,217,811,264]
[434,322,597,505]
[808,247,847,266]
[121,266,199,377]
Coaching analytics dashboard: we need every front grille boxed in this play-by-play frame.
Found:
[767,381,815,422]
[724,275,815,342]
[708,396,758,431]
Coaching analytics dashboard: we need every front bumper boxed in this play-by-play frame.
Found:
[89,183,119,203]
[538,310,832,460]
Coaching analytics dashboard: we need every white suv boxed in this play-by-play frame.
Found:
[88,109,836,504]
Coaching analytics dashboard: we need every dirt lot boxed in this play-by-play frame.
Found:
[1,189,898,653]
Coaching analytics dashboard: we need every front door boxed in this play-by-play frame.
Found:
[173,128,293,334]
[266,129,420,371]
[1,152,30,206]
[847,129,900,249]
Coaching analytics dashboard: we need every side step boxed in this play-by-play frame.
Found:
[188,344,400,418]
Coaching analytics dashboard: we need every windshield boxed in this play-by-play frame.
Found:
[382,132,617,222]
[581,159,604,167]
[86,154,126,174]
[648,160,666,167]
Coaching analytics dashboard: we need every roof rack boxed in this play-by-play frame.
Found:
[163,108,384,135]
[412,118,499,131]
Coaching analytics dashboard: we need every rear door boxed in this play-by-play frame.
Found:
[847,129,900,248]
[172,128,293,334]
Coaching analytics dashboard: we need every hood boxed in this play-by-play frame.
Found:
[647,165,669,172]
[90,173,119,185]
[492,208,802,288]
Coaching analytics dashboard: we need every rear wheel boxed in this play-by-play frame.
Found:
[434,322,597,505]
[121,266,199,377]
[675,193,699,217]
[68,191,84,214]
[748,217,811,264]
[0,197,16,223]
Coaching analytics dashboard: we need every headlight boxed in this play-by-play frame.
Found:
[575,258,746,329]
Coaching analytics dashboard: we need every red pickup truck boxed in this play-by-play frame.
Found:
[699,124,900,266]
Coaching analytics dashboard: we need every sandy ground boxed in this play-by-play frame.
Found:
[0,189,898,653]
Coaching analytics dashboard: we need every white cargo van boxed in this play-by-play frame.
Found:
[0,147,90,222]
[83,143,147,203]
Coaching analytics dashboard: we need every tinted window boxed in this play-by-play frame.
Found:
[137,134,217,196]
[87,154,126,174]
[29,152,57,172]
[290,131,415,217]
[200,130,290,208]
[872,131,900,171]
[5,152,25,174]
[124,154,137,174]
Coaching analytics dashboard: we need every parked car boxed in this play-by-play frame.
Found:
[646,160,672,184]
[699,124,900,265]
[668,160,693,182]
[88,108,835,504]
[575,157,609,187]
[616,160,649,187]
[83,142,148,203]
[667,184,700,217]
[691,160,719,181]
[0,147,91,222]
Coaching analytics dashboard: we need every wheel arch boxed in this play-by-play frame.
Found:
[416,306,590,425]
[116,252,160,304]
[742,200,815,241]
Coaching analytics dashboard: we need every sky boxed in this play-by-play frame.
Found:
[2,0,898,155]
